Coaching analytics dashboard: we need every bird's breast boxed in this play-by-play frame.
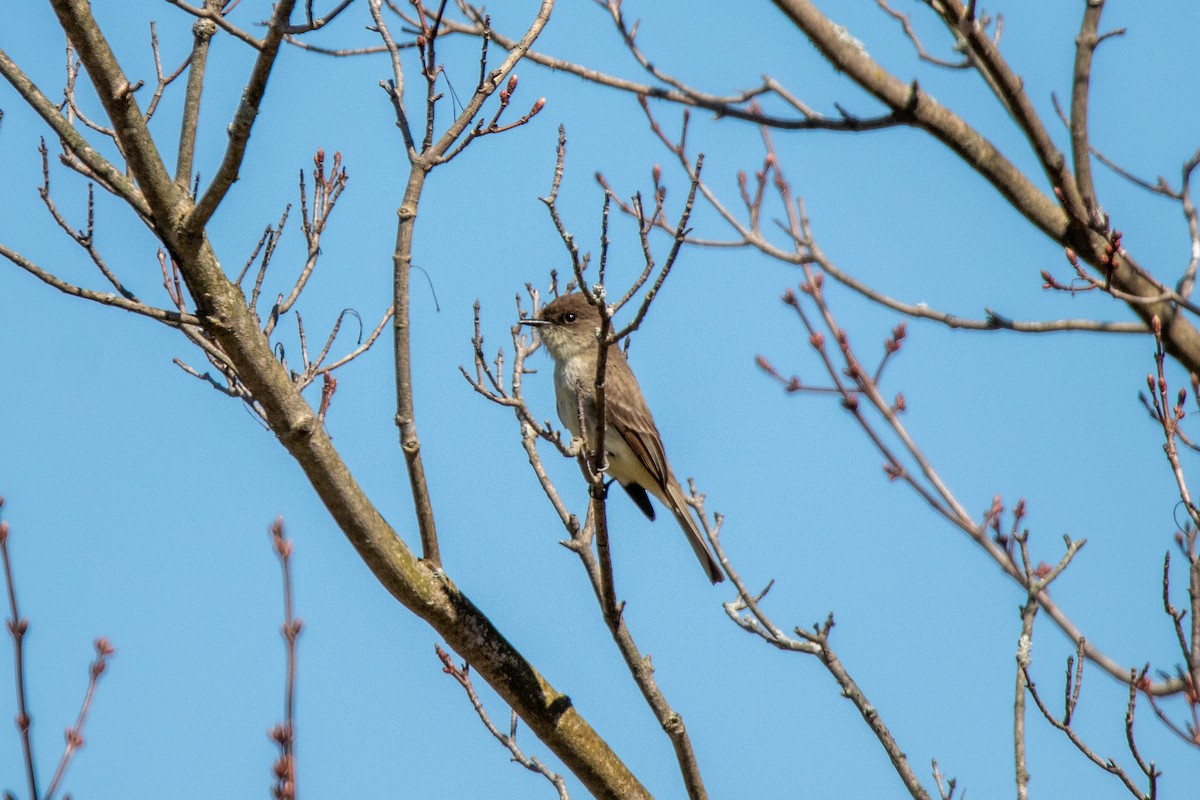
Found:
[553,359,587,437]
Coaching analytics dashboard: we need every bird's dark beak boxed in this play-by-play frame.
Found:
[518,317,547,327]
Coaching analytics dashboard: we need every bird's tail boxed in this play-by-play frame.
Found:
[665,481,724,584]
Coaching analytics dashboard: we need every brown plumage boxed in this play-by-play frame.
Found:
[522,293,723,584]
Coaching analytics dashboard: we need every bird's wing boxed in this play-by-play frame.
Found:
[605,357,673,493]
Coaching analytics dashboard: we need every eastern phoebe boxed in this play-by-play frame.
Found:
[521,293,724,584]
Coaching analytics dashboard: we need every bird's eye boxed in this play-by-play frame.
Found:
[564,312,576,323]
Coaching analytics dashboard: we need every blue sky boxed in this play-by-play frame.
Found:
[2,1,1198,797]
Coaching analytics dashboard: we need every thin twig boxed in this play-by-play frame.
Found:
[441,5,909,132]
[0,242,199,326]
[0,505,40,800]
[435,645,570,799]
[692,490,933,799]
[43,638,115,800]
[144,21,192,123]
[268,518,301,800]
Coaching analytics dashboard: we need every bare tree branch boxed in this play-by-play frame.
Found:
[438,4,912,132]
[188,1,297,229]
[268,518,301,800]
[165,0,266,50]
[0,242,200,326]
[435,645,571,800]
[4,4,654,795]
[0,45,150,218]
[698,495,934,800]
[0,507,39,800]
[176,9,218,185]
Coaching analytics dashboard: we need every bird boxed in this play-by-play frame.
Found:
[521,292,724,584]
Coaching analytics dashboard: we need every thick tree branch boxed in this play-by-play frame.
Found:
[439,0,1200,372]
[16,4,651,797]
